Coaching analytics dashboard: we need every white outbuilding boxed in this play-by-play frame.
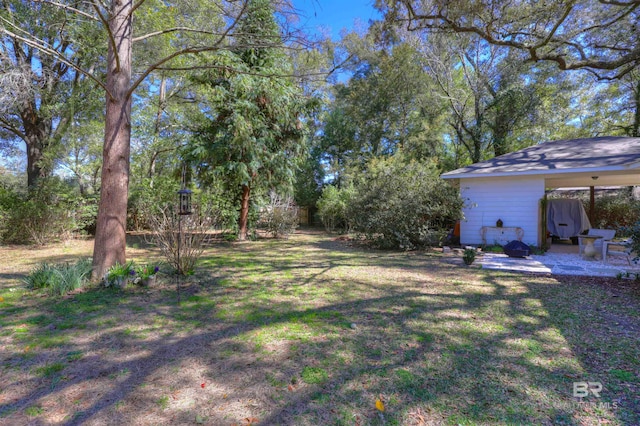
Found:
[441,136,640,247]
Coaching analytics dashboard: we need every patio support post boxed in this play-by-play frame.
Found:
[589,186,595,222]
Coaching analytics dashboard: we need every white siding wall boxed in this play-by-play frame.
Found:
[460,177,545,246]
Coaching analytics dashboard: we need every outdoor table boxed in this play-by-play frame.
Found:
[579,235,603,260]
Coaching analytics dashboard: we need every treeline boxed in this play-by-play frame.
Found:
[0,0,638,254]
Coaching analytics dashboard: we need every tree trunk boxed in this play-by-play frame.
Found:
[92,0,133,280]
[26,140,44,187]
[22,116,51,187]
[237,184,251,241]
[632,80,640,137]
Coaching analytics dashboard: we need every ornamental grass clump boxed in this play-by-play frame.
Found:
[23,258,92,296]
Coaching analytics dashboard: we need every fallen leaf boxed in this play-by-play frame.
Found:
[201,382,206,388]
[375,398,385,412]
[287,384,294,392]
[409,408,427,425]
[0,296,4,302]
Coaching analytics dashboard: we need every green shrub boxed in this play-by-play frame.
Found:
[24,258,92,296]
[625,220,640,263]
[0,177,93,245]
[127,176,180,231]
[128,177,237,231]
[349,154,463,250]
[463,249,476,265]
[317,184,355,233]
[588,192,640,236]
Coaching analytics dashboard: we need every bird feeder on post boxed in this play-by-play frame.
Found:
[176,173,193,302]
[178,188,192,216]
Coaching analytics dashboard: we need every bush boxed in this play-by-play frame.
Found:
[23,258,92,296]
[257,192,299,238]
[349,154,463,250]
[147,203,217,275]
[317,184,355,233]
[0,177,94,245]
[588,192,640,235]
[128,177,181,231]
[624,221,640,263]
[463,248,476,265]
[128,177,238,231]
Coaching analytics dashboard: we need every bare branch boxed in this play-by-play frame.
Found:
[153,50,353,83]
[388,0,640,78]
[91,0,120,74]
[133,27,229,43]
[535,3,574,50]
[127,1,247,97]
[32,0,98,21]
[128,45,225,97]
[0,116,27,141]
[599,0,640,5]
[0,24,110,97]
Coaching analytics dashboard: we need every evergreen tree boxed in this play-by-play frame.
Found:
[188,0,312,240]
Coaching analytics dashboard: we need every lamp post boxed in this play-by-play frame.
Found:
[176,186,192,302]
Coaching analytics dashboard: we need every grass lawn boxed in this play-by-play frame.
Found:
[0,229,639,425]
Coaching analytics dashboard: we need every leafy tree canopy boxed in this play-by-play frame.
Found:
[378,0,640,78]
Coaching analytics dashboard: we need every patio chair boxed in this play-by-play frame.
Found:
[603,239,633,265]
[578,228,616,257]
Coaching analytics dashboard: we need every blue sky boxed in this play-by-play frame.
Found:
[294,0,380,40]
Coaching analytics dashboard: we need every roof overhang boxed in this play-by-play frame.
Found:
[544,169,640,188]
[441,137,640,184]
[442,165,640,188]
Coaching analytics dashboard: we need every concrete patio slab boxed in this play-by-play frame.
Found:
[479,252,640,277]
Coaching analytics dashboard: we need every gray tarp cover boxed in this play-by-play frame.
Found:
[547,199,592,238]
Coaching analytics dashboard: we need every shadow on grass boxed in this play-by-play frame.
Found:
[0,232,638,425]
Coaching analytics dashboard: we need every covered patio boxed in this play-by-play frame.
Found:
[442,136,640,249]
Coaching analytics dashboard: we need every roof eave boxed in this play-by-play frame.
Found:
[441,163,640,180]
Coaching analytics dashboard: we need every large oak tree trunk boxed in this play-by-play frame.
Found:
[92,0,133,279]
[26,140,44,187]
[22,114,51,187]
[237,184,251,241]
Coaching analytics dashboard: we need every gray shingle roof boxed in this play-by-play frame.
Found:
[441,136,640,179]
